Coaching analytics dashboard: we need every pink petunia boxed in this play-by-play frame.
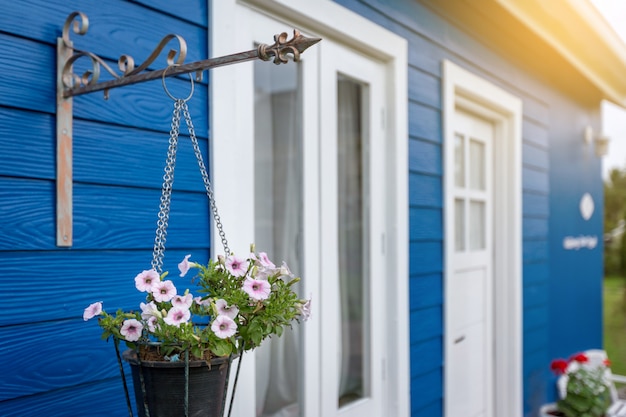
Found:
[243,277,271,301]
[299,298,312,321]
[140,301,161,320]
[135,269,160,292]
[278,262,294,278]
[257,252,276,269]
[194,296,211,306]
[215,298,239,319]
[178,254,194,277]
[163,306,191,327]
[120,319,143,342]
[172,293,193,309]
[211,315,237,339]
[83,302,103,321]
[146,316,159,333]
[151,280,177,302]
[225,255,248,277]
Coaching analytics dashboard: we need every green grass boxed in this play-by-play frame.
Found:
[604,275,626,376]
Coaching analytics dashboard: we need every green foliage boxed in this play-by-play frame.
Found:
[603,167,626,275]
[557,367,611,417]
[87,247,311,362]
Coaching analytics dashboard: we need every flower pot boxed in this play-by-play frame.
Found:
[123,349,232,417]
[539,403,563,416]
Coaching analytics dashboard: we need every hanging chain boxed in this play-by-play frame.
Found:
[181,101,230,256]
[151,100,181,273]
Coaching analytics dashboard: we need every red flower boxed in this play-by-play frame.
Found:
[550,359,569,375]
[604,358,612,367]
[570,353,589,363]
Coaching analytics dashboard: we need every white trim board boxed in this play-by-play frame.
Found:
[442,60,523,417]
[211,1,409,416]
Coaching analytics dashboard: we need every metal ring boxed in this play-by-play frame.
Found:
[161,65,194,102]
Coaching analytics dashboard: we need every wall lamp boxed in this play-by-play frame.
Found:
[584,126,610,157]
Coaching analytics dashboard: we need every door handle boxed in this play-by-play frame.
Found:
[454,335,465,344]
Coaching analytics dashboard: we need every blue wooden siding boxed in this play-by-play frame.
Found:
[333,1,603,416]
[0,0,209,415]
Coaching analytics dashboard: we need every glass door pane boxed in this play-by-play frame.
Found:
[337,75,370,407]
[253,58,304,417]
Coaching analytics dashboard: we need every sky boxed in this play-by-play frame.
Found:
[589,0,626,178]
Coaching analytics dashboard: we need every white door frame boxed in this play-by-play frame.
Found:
[442,60,523,417]
[210,1,409,416]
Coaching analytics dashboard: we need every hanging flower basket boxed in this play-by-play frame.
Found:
[83,87,311,417]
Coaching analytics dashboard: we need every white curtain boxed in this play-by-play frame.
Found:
[337,78,365,405]
[254,61,303,417]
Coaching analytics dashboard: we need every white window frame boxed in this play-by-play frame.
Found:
[210,1,409,416]
[442,60,523,417]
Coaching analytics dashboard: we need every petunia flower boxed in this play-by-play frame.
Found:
[178,254,195,277]
[120,319,143,342]
[140,301,161,320]
[279,261,294,278]
[299,298,312,321]
[146,316,159,332]
[151,280,177,302]
[215,298,239,319]
[163,306,191,327]
[257,252,276,269]
[172,293,193,309]
[211,315,237,339]
[243,277,271,301]
[83,302,103,321]
[135,269,160,292]
[194,296,211,306]
[226,255,248,277]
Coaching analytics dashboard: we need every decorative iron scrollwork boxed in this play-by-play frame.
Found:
[258,30,319,64]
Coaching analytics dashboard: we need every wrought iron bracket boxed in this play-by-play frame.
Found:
[55,11,320,247]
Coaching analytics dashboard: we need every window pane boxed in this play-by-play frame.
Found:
[455,198,466,251]
[337,76,369,407]
[469,139,485,191]
[470,200,486,250]
[454,133,465,187]
[254,59,303,417]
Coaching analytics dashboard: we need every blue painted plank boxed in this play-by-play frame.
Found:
[409,102,441,143]
[409,172,442,208]
[523,142,549,171]
[74,119,209,191]
[0,108,55,179]
[523,191,549,217]
[413,399,443,417]
[0,249,210,326]
[411,367,442,413]
[523,166,550,194]
[523,119,550,149]
[0,35,55,113]
[409,305,442,343]
[130,0,208,26]
[0,178,210,250]
[0,0,207,63]
[0,320,124,401]
[524,326,549,356]
[523,282,549,309]
[410,207,443,241]
[409,67,441,109]
[0,377,135,417]
[409,137,442,175]
[409,273,443,310]
[410,336,442,378]
[523,261,550,285]
[409,241,443,276]
[523,217,548,240]
[523,305,550,333]
[523,240,549,263]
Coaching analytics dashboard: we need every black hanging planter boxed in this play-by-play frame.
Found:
[122,349,233,417]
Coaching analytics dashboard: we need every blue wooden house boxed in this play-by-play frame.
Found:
[1,0,625,416]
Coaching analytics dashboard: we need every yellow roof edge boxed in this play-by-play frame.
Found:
[495,0,626,107]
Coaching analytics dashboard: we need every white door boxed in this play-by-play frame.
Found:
[211,4,395,417]
[447,109,494,417]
